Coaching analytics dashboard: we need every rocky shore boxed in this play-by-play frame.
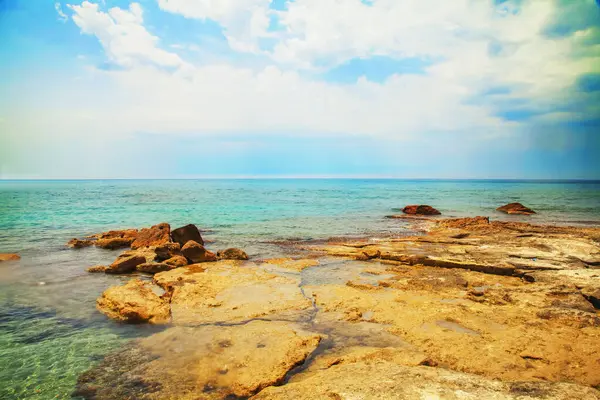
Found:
[68,212,600,399]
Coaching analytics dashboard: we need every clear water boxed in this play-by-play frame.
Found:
[0,179,599,399]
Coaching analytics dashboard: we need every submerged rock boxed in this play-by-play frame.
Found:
[0,253,21,262]
[253,362,600,399]
[217,248,249,260]
[181,240,217,263]
[75,321,321,400]
[131,223,171,250]
[96,279,170,324]
[105,255,147,274]
[497,202,536,215]
[402,204,441,215]
[171,224,204,246]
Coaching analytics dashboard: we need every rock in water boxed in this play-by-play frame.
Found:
[181,240,217,263]
[74,321,321,399]
[0,253,21,262]
[402,205,441,215]
[171,224,204,246]
[131,223,171,249]
[105,255,147,274]
[253,362,600,400]
[87,265,109,273]
[497,202,536,215]
[95,237,135,250]
[136,262,174,274]
[96,279,170,324]
[66,238,94,248]
[217,248,249,260]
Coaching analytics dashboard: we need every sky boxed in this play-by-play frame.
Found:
[0,0,599,179]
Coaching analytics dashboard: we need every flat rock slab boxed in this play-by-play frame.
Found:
[253,361,600,399]
[75,320,322,400]
[153,261,313,325]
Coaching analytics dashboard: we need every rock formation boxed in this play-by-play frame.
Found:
[171,223,204,246]
[497,202,536,215]
[217,248,249,260]
[402,204,441,215]
[181,240,217,263]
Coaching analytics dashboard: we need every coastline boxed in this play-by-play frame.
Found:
[62,214,600,399]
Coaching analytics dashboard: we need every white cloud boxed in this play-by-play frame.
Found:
[55,2,68,22]
[55,0,600,140]
[68,1,186,69]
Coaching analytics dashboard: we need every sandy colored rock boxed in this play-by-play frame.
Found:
[118,247,159,263]
[75,321,322,400]
[497,202,536,215]
[217,248,249,260]
[164,255,188,268]
[0,253,21,262]
[131,223,171,249]
[105,255,147,274]
[88,228,138,240]
[181,240,217,263]
[86,265,108,273]
[96,279,170,324]
[95,237,135,250]
[171,223,204,246]
[154,242,181,261]
[402,204,441,215]
[136,262,175,274]
[153,261,313,324]
[67,238,94,248]
[253,361,600,400]
[261,258,320,271]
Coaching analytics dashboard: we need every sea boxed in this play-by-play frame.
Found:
[0,179,599,399]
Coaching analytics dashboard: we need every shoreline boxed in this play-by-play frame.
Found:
[59,214,600,399]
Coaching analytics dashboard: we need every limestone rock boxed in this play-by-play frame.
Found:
[87,265,109,273]
[95,237,135,250]
[0,253,21,262]
[181,240,217,263]
[582,286,600,309]
[254,362,600,400]
[96,279,170,324]
[89,228,138,240]
[131,223,171,249]
[75,321,322,400]
[171,224,204,246]
[105,255,147,274]
[261,258,320,271]
[402,204,441,215]
[164,255,188,268]
[136,262,174,274]
[217,248,249,260]
[67,238,94,249]
[154,242,181,261]
[497,202,536,215]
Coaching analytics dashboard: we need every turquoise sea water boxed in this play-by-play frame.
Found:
[0,179,599,399]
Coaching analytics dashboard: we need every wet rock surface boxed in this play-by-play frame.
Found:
[497,202,536,215]
[73,217,600,398]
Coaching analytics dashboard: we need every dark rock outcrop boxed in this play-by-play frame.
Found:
[181,240,217,263]
[496,202,536,215]
[131,223,171,250]
[402,205,441,215]
[171,224,204,246]
[217,248,249,260]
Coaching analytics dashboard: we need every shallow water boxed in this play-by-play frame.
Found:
[0,179,599,398]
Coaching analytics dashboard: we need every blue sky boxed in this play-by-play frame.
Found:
[1,0,599,179]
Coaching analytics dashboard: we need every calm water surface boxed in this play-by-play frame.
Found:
[1,179,599,399]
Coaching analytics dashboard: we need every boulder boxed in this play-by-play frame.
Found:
[154,242,181,261]
[217,248,249,260]
[95,237,135,250]
[181,240,217,263]
[87,265,109,273]
[131,223,171,250]
[171,224,204,246]
[0,253,21,262]
[67,238,94,249]
[105,255,147,274]
[136,262,174,274]
[96,279,170,324]
[164,255,188,268]
[402,205,441,215]
[89,228,138,240]
[497,202,536,215]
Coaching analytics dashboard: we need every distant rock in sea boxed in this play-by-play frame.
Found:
[0,253,20,262]
[402,205,441,215]
[496,202,536,215]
